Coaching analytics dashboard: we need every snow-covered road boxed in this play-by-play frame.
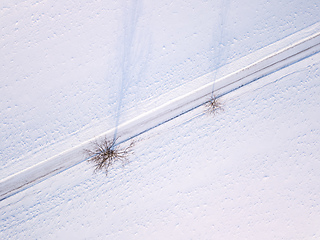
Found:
[1,0,320,238]
[2,0,320,179]
[1,49,319,239]
[1,22,320,201]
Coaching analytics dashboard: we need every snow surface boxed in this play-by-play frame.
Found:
[1,51,320,239]
[1,22,320,202]
[1,0,320,178]
[1,0,320,239]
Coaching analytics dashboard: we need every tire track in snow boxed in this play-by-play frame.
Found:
[1,22,320,202]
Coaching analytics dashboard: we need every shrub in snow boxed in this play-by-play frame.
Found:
[84,137,134,176]
[205,95,224,115]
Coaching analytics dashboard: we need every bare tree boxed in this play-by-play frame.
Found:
[205,95,224,115]
[84,137,134,175]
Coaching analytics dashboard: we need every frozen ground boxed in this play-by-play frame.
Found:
[1,50,320,239]
[1,0,320,239]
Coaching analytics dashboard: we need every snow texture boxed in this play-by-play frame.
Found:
[1,0,320,239]
[1,0,320,178]
[1,51,320,239]
[1,22,320,202]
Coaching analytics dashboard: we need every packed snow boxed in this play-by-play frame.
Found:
[1,0,320,239]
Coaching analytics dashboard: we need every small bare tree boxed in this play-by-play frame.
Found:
[205,95,224,115]
[84,137,134,176]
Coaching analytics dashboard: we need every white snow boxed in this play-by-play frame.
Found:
[1,22,320,201]
[1,0,320,239]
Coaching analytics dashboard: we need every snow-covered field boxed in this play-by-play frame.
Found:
[1,0,320,239]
